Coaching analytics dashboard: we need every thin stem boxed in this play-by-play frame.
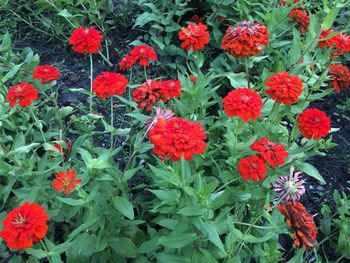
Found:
[110,96,114,150]
[245,58,250,88]
[214,178,240,193]
[30,107,47,143]
[98,50,113,67]
[89,54,94,114]
[144,66,148,82]
[40,240,53,263]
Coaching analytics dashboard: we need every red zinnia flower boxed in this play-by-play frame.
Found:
[223,88,263,122]
[221,21,269,58]
[178,22,210,51]
[334,34,350,54]
[32,65,60,84]
[119,45,157,69]
[52,141,72,156]
[278,202,317,249]
[238,155,267,182]
[132,79,165,111]
[52,170,82,196]
[0,202,49,250]
[92,72,129,99]
[289,9,309,33]
[6,82,39,108]
[318,29,337,49]
[161,79,183,99]
[297,108,331,140]
[318,30,350,56]
[68,27,102,54]
[265,72,303,104]
[251,138,288,167]
[149,117,206,161]
[328,64,350,92]
[119,55,137,70]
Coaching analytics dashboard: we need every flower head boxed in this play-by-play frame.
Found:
[161,79,183,99]
[119,55,138,70]
[6,82,39,108]
[178,22,210,51]
[129,45,157,66]
[52,141,72,156]
[238,155,267,182]
[221,21,269,58]
[145,107,175,131]
[0,202,49,250]
[149,117,206,161]
[32,65,60,84]
[68,27,102,54]
[328,63,350,93]
[265,72,303,104]
[92,72,129,99]
[223,88,263,122]
[251,138,288,167]
[280,0,302,5]
[289,9,309,33]
[278,202,317,249]
[52,170,82,196]
[132,80,165,111]
[318,29,337,49]
[318,30,350,57]
[273,166,305,201]
[297,108,331,140]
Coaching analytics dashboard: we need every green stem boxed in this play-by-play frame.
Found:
[98,50,113,67]
[245,58,250,88]
[40,240,53,263]
[214,178,240,193]
[144,66,148,82]
[30,107,47,143]
[89,54,94,114]
[110,96,114,150]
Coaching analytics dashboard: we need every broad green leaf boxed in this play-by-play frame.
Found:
[158,233,197,249]
[109,237,138,258]
[295,161,325,184]
[112,196,134,219]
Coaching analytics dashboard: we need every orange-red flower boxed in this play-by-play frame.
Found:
[178,22,210,51]
[251,138,288,167]
[0,202,49,250]
[223,88,263,122]
[119,45,157,70]
[32,65,60,84]
[119,55,137,70]
[149,117,206,161]
[297,108,331,140]
[52,170,82,196]
[161,79,182,98]
[6,82,39,108]
[278,202,317,250]
[318,29,337,49]
[52,141,72,156]
[289,9,309,33]
[221,21,269,58]
[328,64,350,92]
[265,72,303,104]
[92,72,129,98]
[318,30,350,57]
[132,80,165,111]
[68,27,102,54]
[238,155,267,182]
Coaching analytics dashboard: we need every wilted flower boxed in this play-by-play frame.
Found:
[328,63,350,92]
[145,107,175,131]
[273,166,305,201]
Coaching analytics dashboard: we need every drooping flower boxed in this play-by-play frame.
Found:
[238,155,267,182]
[132,80,165,111]
[178,22,210,51]
[273,166,305,201]
[278,202,317,249]
[32,65,60,84]
[265,72,303,104]
[328,64,350,92]
[68,27,103,54]
[92,72,129,98]
[52,170,82,196]
[297,108,331,140]
[161,79,183,99]
[0,202,49,250]
[52,141,72,156]
[145,107,175,131]
[149,117,206,161]
[221,21,269,58]
[6,82,39,108]
[289,9,309,33]
[250,138,288,167]
[223,88,263,122]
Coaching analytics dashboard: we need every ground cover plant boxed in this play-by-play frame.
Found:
[1,0,350,262]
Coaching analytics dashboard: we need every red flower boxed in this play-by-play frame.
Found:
[278,202,317,249]
[68,27,102,54]
[289,9,309,33]
[251,138,288,167]
[0,202,49,250]
[189,74,198,83]
[221,21,269,58]
[32,65,60,84]
[318,29,337,49]
[223,88,263,122]
[178,22,210,51]
[328,64,350,92]
[334,33,350,53]
[318,30,350,56]
[238,155,267,182]
[280,0,302,5]
[297,108,331,140]
[161,79,182,99]
[92,72,129,99]
[6,82,39,108]
[265,72,303,104]
[149,117,206,161]
[132,80,165,111]
[52,170,82,196]
[119,55,137,70]
[190,15,204,24]
[119,45,157,69]
[52,141,72,156]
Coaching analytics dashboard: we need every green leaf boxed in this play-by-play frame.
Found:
[109,237,138,258]
[158,233,197,249]
[25,248,47,259]
[295,161,325,184]
[177,206,206,216]
[112,196,134,219]
[134,12,159,28]
[8,143,40,156]
[2,63,24,83]
[286,248,305,263]
[56,196,85,206]
[321,5,341,29]
[58,9,72,18]
[156,253,191,263]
